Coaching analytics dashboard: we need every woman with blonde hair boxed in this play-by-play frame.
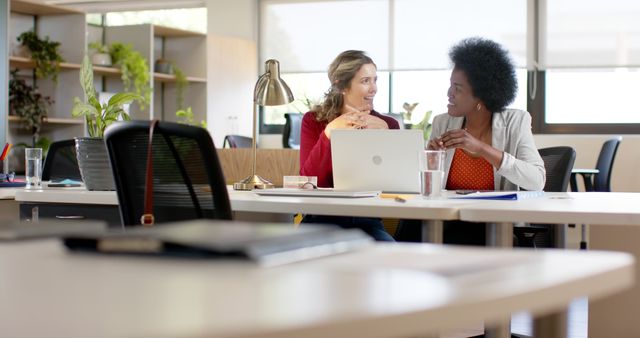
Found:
[299,50,399,241]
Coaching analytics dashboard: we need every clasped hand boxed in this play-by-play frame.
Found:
[428,128,484,154]
[324,104,388,138]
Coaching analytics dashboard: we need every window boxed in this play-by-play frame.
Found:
[260,0,527,133]
[87,8,207,33]
[261,0,638,134]
[540,0,640,131]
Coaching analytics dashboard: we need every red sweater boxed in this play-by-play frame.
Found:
[299,111,400,187]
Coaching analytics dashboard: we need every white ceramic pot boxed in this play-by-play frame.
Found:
[91,53,112,67]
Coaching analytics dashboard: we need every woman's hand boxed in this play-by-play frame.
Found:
[324,110,367,138]
[439,129,485,154]
[427,138,446,150]
[361,114,389,129]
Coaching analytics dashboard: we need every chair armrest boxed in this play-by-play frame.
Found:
[570,169,600,191]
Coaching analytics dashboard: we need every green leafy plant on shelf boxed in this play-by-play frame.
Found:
[109,42,151,110]
[176,107,206,129]
[9,70,53,148]
[72,54,142,138]
[17,31,65,82]
[173,64,188,110]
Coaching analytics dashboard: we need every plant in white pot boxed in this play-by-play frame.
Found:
[72,54,141,190]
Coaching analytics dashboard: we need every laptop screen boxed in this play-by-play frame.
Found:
[330,129,424,193]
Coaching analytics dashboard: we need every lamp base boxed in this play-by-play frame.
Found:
[233,174,275,190]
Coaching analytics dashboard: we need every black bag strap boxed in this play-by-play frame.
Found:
[141,119,160,226]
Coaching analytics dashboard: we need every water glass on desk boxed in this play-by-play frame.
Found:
[419,150,445,198]
[25,148,42,189]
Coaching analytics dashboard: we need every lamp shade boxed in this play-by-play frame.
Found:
[254,59,294,106]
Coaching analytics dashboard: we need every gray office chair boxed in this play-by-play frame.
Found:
[223,135,252,148]
[41,139,82,182]
[514,146,576,248]
[282,113,302,149]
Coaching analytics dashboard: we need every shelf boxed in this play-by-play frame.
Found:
[154,25,205,38]
[9,115,84,125]
[154,72,206,84]
[11,0,84,16]
[9,56,81,71]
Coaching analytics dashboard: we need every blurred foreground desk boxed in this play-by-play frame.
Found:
[459,192,640,338]
[0,240,632,338]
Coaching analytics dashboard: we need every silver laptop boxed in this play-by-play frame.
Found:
[331,129,424,193]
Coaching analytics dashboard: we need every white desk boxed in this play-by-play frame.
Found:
[0,188,20,223]
[459,192,640,337]
[0,240,632,338]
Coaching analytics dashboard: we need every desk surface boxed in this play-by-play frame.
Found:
[459,192,640,225]
[15,189,640,227]
[0,241,632,338]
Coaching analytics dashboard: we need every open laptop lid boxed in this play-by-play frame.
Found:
[331,129,424,193]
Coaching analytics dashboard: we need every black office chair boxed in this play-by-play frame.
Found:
[41,139,82,182]
[105,120,232,226]
[282,113,302,149]
[569,137,621,249]
[223,135,252,148]
[570,137,621,192]
[514,146,576,248]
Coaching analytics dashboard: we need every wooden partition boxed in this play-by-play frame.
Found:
[216,149,299,187]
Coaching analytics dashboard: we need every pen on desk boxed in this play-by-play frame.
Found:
[394,196,406,203]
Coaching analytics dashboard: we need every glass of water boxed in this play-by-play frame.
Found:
[25,148,42,189]
[419,150,445,198]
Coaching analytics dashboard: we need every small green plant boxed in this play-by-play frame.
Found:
[17,31,64,82]
[173,64,188,110]
[412,110,433,141]
[109,42,151,109]
[9,70,54,146]
[176,107,206,128]
[72,54,142,138]
[88,41,109,54]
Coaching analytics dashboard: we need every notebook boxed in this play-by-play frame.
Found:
[331,129,424,193]
[450,191,545,200]
[63,220,373,267]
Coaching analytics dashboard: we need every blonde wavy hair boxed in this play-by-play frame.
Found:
[312,50,375,123]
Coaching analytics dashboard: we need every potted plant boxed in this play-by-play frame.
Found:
[72,54,141,190]
[9,70,54,149]
[17,31,64,82]
[176,107,206,128]
[109,42,151,110]
[88,41,112,66]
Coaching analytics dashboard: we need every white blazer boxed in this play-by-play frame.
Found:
[430,109,546,191]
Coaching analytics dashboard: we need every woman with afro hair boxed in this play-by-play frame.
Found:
[396,38,545,245]
[429,37,545,192]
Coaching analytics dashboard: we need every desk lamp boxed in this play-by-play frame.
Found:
[233,59,294,190]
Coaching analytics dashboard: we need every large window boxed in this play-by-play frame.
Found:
[261,0,640,134]
[543,0,640,128]
[260,0,527,133]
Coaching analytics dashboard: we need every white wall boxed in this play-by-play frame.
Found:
[206,0,258,148]
[534,134,640,192]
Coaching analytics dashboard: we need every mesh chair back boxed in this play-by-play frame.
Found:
[223,135,252,148]
[105,120,232,226]
[594,137,621,192]
[282,113,302,149]
[42,139,82,182]
[539,146,576,192]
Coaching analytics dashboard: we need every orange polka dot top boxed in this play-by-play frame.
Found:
[446,148,494,191]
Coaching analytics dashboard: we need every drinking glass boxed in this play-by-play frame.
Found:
[419,150,445,198]
[25,148,42,189]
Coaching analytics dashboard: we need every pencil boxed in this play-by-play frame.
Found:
[0,143,10,161]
